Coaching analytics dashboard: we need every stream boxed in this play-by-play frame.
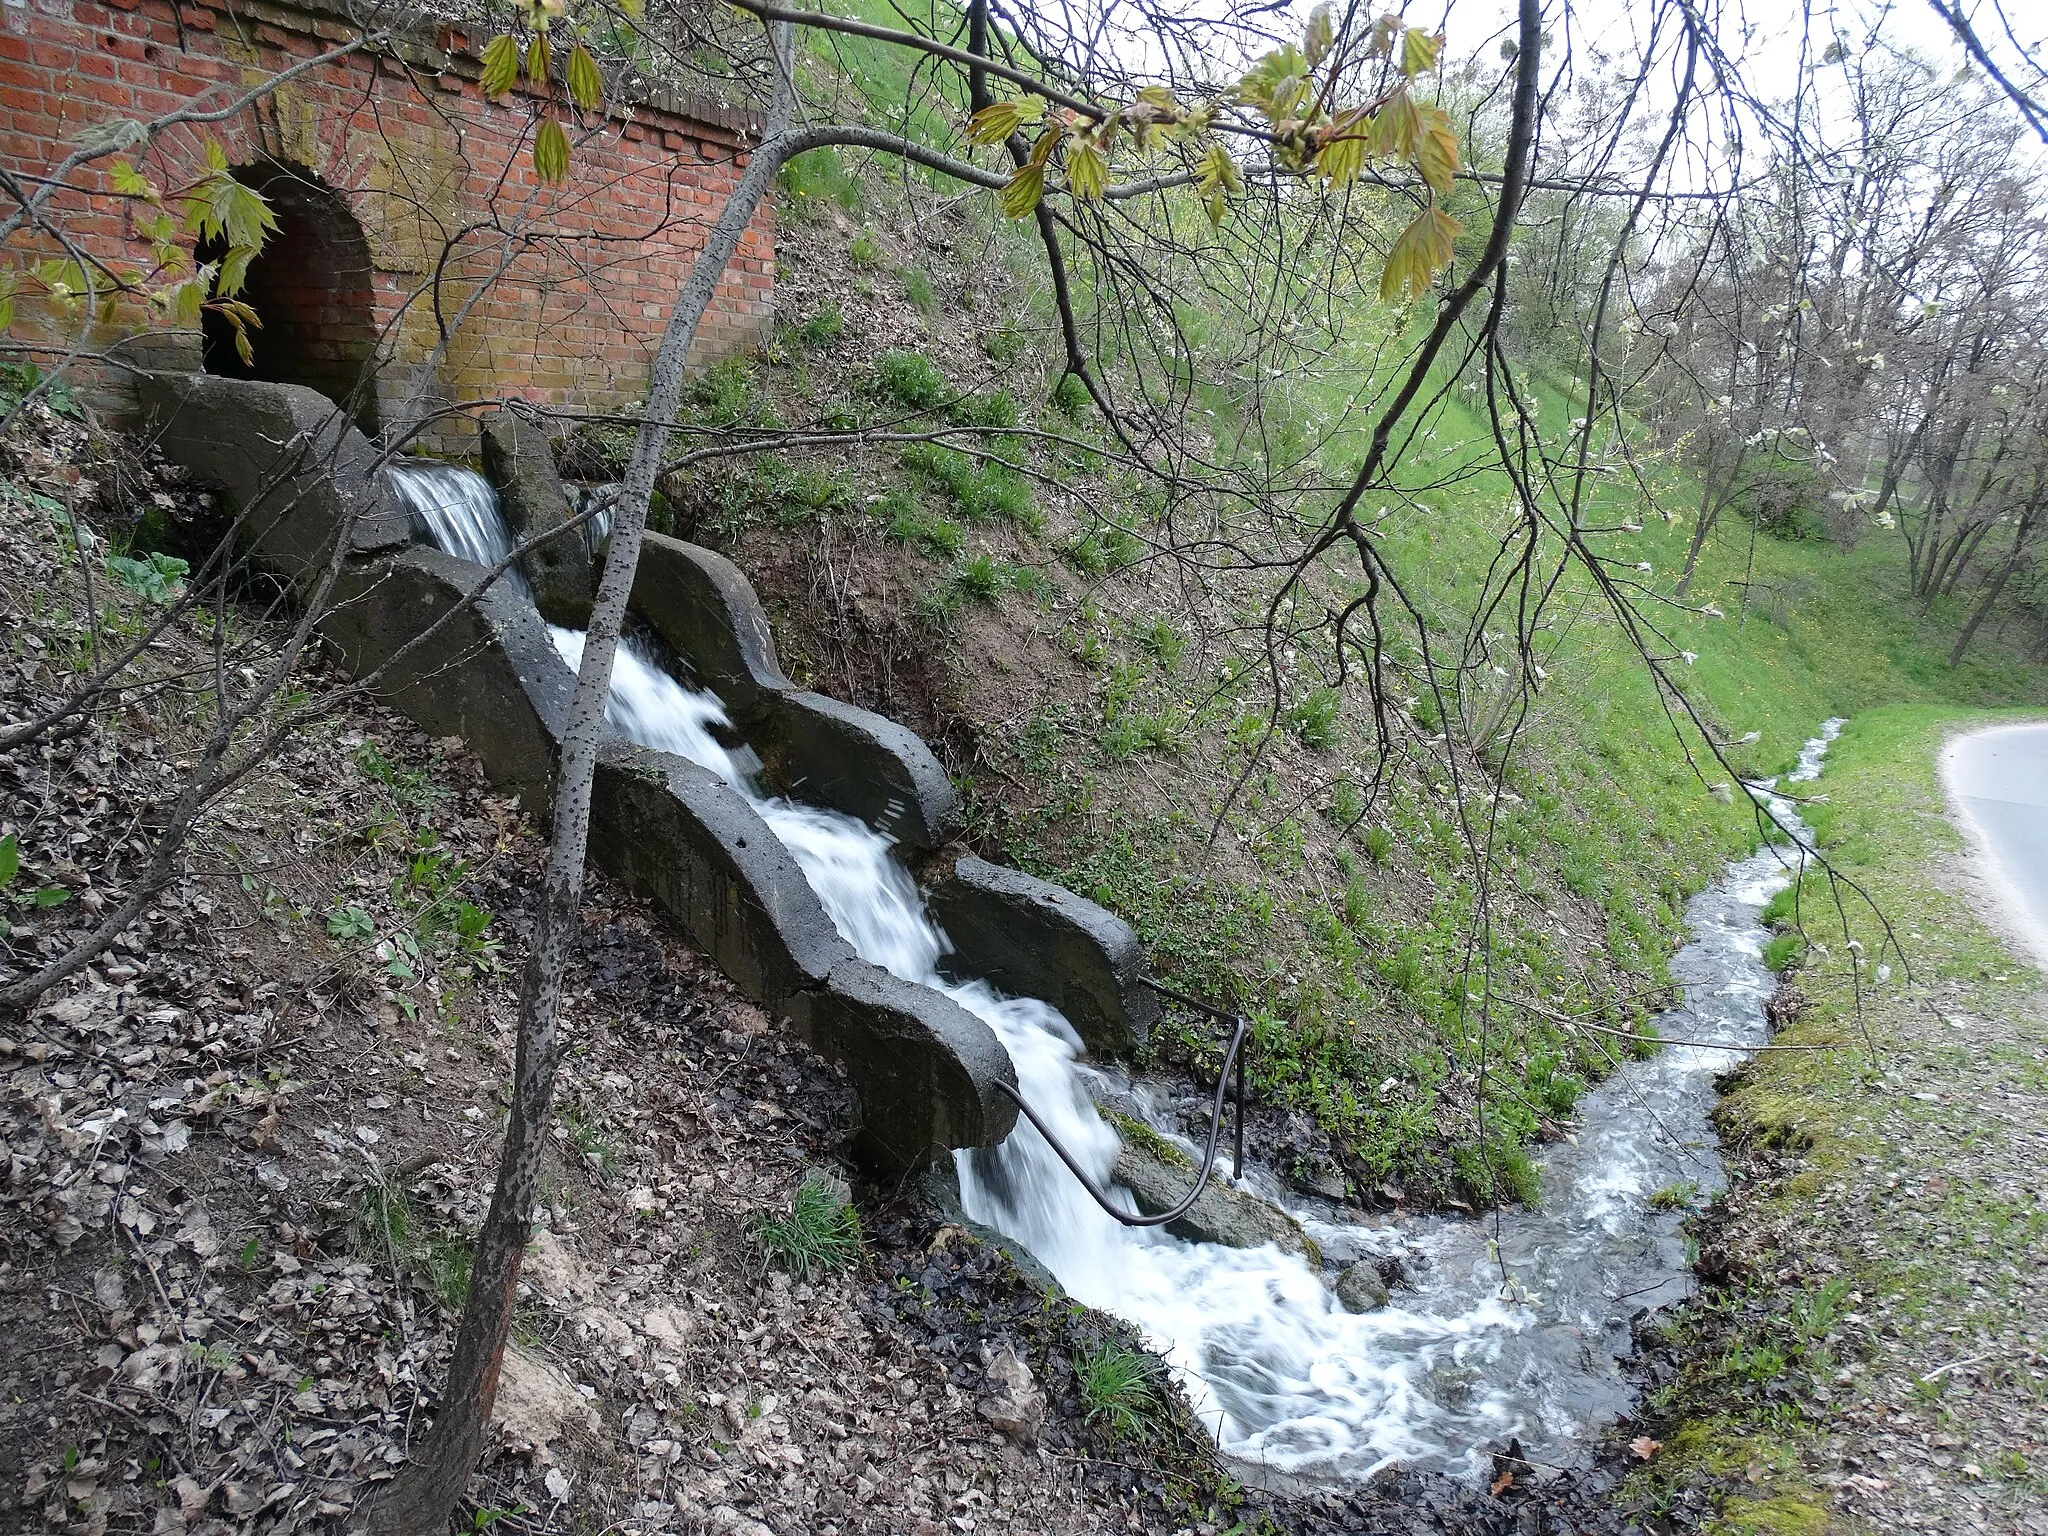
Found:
[392,461,1842,1486]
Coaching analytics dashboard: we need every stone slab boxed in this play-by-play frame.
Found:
[481,409,593,628]
[927,857,1154,1056]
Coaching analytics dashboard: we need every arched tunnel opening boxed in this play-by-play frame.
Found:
[199,159,381,438]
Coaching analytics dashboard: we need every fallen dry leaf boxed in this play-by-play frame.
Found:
[1630,1435,1662,1461]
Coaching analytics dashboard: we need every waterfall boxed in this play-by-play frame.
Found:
[402,463,1844,1485]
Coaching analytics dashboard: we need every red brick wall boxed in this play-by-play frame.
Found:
[0,0,776,445]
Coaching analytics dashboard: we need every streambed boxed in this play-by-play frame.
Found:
[394,460,1841,1487]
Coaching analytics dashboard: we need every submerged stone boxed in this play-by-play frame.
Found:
[1111,1137,1319,1262]
[1335,1261,1391,1313]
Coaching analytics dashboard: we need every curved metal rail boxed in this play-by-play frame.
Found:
[988,976,1249,1228]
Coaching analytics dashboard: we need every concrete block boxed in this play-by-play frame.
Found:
[136,372,409,586]
[788,959,1018,1173]
[481,408,593,627]
[926,856,1155,1057]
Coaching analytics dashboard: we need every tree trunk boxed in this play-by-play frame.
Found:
[1949,510,2037,668]
[365,24,801,1535]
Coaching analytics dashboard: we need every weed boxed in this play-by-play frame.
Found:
[795,303,844,349]
[1649,1181,1700,1211]
[1285,688,1343,750]
[776,147,861,217]
[984,324,1025,365]
[1135,619,1187,673]
[951,389,1019,430]
[1762,932,1804,972]
[849,228,883,268]
[350,1172,472,1312]
[901,267,936,310]
[1051,372,1091,416]
[755,1173,861,1281]
[1073,1341,1161,1441]
[690,356,774,428]
[326,905,375,942]
[0,832,72,936]
[954,553,1013,601]
[874,349,950,411]
[902,442,1036,526]
[105,551,189,604]
[0,361,81,417]
[883,492,964,557]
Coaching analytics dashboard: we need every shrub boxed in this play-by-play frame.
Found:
[874,349,950,412]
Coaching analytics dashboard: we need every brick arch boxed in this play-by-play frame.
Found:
[200,159,381,436]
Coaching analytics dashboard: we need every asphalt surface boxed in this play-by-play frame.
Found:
[1946,720,2048,967]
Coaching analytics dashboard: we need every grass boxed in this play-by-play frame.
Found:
[1072,1341,1163,1441]
[755,1172,862,1282]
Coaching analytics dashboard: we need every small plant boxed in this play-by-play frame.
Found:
[849,228,884,268]
[795,302,844,349]
[1284,687,1343,749]
[329,903,376,944]
[882,492,964,557]
[105,550,189,604]
[755,1172,861,1281]
[1363,824,1395,864]
[690,356,773,427]
[0,833,73,935]
[954,553,1013,601]
[1648,1181,1699,1211]
[1063,525,1143,574]
[1762,932,1805,972]
[1073,1341,1160,1441]
[984,324,1025,365]
[900,267,936,310]
[1135,618,1186,673]
[1051,372,1091,416]
[951,389,1019,430]
[0,360,81,417]
[874,349,950,411]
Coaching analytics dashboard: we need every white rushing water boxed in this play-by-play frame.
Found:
[395,462,1845,1484]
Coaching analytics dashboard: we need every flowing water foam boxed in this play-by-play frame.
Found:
[393,463,1843,1483]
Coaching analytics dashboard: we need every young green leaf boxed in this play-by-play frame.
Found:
[533,116,570,184]
[479,33,519,97]
[1065,138,1108,201]
[1400,27,1443,77]
[967,101,1024,145]
[1303,2,1335,67]
[999,162,1045,218]
[1315,107,1370,186]
[1379,200,1461,300]
[1368,90,1420,160]
[1414,103,1460,194]
[0,833,19,888]
[565,43,603,111]
[109,159,157,200]
[525,32,552,89]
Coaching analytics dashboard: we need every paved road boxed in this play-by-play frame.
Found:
[1945,720,2048,967]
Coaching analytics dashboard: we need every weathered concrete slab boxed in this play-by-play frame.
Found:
[591,741,855,1006]
[136,373,409,583]
[481,410,593,628]
[748,691,957,852]
[322,545,570,813]
[927,857,1154,1057]
[788,959,1019,1172]
[632,534,790,709]
[631,533,957,849]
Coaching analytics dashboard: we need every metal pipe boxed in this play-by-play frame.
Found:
[987,978,1252,1229]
